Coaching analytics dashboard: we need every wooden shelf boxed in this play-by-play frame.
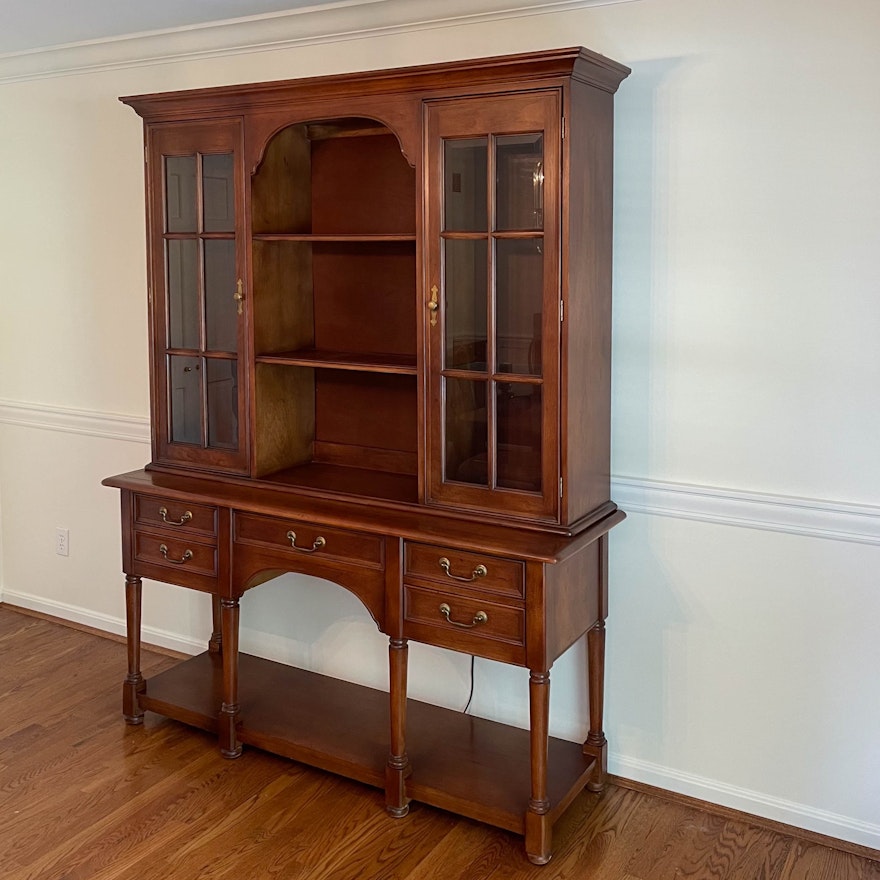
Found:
[255,349,417,375]
[264,462,419,505]
[252,233,416,242]
[139,652,596,835]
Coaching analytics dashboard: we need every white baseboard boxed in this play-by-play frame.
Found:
[609,752,880,852]
[1,588,201,656]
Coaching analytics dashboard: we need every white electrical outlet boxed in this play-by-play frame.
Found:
[55,527,69,557]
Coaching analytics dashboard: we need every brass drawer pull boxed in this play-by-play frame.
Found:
[159,507,192,526]
[439,603,488,629]
[439,557,487,582]
[287,530,326,553]
[159,544,193,564]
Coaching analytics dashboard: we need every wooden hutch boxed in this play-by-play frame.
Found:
[104,47,629,864]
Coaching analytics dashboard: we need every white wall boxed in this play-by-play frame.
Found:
[1,0,878,850]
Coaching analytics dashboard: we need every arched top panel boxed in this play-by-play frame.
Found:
[250,113,417,238]
[246,95,420,173]
[238,562,386,633]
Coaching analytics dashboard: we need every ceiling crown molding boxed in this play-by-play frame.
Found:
[0,0,637,84]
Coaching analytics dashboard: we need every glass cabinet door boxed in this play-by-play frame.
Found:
[148,121,248,472]
[425,93,561,519]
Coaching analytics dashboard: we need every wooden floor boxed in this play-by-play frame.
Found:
[1,605,877,880]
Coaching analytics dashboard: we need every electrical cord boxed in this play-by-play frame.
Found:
[462,654,475,714]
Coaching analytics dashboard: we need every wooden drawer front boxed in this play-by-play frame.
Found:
[134,495,217,538]
[403,585,525,664]
[234,513,384,570]
[134,532,218,579]
[404,543,523,598]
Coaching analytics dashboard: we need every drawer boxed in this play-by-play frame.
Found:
[134,494,217,538]
[233,512,384,569]
[404,542,524,598]
[403,585,525,664]
[133,531,218,580]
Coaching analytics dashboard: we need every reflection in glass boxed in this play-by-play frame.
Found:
[204,240,237,352]
[444,238,487,371]
[444,138,488,232]
[496,383,542,492]
[202,153,235,233]
[169,355,202,445]
[496,238,543,376]
[165,156,197,233]
[206,359,238,449]
[444,377,488,486]
[496,134,544,231]
[167,239,200,350]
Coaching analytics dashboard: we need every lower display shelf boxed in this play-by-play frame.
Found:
[138,651,596,835]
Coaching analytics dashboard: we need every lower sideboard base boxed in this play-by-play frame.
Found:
[136,651,597,836]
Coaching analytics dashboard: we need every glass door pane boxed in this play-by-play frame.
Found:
[169,355,202,444]
[165,156,197,233]
[444,138,487,231]
[167,239,200,350]
[496,134,544,231]
[444,377,488,486]
[495,238,543,377]
[496,383,541,491]
[444,239,487,371]
[202,153,235,232]
[204,239,237,352]
[206,358,238,448]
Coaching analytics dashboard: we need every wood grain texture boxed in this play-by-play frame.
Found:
[1,606,876,879]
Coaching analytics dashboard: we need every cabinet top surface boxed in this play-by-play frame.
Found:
[120,46,630,117]
[104,469,623,563]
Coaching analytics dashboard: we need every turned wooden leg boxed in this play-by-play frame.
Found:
[525,669,552,865]
[219,597,242,758]
[208,594,223,654]
[123,575,146,725]
[584,620,608,792]
[385,638,411,817]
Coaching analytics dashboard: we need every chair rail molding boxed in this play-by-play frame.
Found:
[2,398,878,545]
[0,399,150,444]
[0,0,640,84]
[612,476,880,547]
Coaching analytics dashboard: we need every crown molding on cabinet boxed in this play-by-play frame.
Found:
[0,0,638,84]
[2,398,877,546]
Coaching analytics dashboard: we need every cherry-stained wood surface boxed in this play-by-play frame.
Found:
[1,606,877,880]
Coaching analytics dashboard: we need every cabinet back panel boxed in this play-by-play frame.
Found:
[311,133,415,235]
[315,370,417,460]
[312,243,416,357]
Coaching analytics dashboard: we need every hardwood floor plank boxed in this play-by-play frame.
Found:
[778,841,880,880]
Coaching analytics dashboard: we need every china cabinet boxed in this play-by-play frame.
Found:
[104,46,629,864]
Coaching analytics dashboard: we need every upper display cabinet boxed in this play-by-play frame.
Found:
[146,121,249,473]
[123,47,629,530]
[424,91,560,520]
